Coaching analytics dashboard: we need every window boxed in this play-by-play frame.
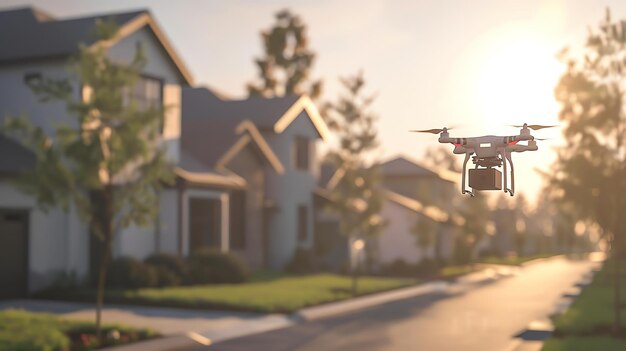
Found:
[294,136,310,170]
[229,190,247,249]
[298,205,308,241]
[122,75,163,110]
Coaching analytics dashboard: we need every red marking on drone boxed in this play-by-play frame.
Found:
[508,140,520,145]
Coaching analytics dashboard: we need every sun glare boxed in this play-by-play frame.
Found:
[470,26,563,133]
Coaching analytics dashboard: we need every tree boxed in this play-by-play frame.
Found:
[456,191,490,265]
[325,72,384,294]
[247,9,322,99]
[1,20,173,337]
[424,145,462,173]
[412,215,438,260]
[551,8,626,332]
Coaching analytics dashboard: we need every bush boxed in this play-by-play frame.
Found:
[187,248,249,284]
[107,257,158,289]
[381,259,416,277]
[415,258,440,277]
[285,247,317,274]
[145,253,188,287]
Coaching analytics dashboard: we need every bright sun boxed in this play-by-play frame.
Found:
[470,26,563,133]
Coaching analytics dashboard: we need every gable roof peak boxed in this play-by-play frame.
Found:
[381,156,439,177]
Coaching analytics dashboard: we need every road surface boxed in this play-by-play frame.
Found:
[197,257,596,351]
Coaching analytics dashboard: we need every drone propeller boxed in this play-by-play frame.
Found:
[409,127,454,134]
[534,138,551,141]
[511,124,558,130]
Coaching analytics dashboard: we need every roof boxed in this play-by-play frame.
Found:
[384,189,465,226]
[181,90,285,174]
[380,156,441,177]
[0,7,193,84]
[182,87,329,140]
[0,134,36,175]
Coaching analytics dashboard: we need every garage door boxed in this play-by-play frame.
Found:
[0,210,28,299]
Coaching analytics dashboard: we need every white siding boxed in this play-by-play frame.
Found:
[157,188,179,254]
[0,181,89,292]
[262,110,319,269]
[378,200,430,265]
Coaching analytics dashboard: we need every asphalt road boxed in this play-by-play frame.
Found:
[199,257,596,351]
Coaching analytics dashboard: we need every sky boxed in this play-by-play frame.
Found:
[2,0,626,204]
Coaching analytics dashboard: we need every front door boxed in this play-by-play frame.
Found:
[0,210,28,298]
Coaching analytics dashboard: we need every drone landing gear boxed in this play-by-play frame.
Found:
[461,153,475,196]
[501,150,515,197]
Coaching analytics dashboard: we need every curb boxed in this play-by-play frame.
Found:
[100,333,209,351]
[294,281,449,322]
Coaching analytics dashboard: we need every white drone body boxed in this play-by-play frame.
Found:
[412,123,553,197]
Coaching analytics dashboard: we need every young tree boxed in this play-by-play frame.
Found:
[456,191,490,266]
[551,8,626,332]
[247,9,322,99]
[1,21,173,337]
[325,72,384,293]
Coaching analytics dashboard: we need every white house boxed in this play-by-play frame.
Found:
[376,156,463,265]
[0,6,193,296]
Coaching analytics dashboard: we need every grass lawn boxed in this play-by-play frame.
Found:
[552,260,626,335]
[0,309,157,351]
[540,258,626,351]
[438,265,476,278]
[542,336,626,351]
[478,253,557,266]
[48,274,416,314]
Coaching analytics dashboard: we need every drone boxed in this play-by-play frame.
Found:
[411,123,555,197]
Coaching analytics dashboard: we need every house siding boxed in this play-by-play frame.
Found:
[224,145,266,269]
[378,200,430,265]
[262,110,319,269]
[0,180,89,293]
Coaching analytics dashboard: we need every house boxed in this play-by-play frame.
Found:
[376,156,463,265]
[0,6,193,297]
[181,87,329,270]
[314,156,463,269]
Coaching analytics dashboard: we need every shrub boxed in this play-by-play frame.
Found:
[285,247,317,274]
[415,258,440,277]
[145,253,188,287]
[187,248,249,284]
[381,258,415,277]
[107,257,158,289]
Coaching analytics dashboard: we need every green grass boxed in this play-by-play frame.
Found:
[540,259,626,351]
[0,309,157,351]
[552,260,626,335]
[478,253,557,266]
[44,273,416,314]
[438,265,476,278]
[542,336,626,351]
[111,274,416,313]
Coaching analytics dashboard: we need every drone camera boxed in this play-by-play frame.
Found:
[468,168,502,190]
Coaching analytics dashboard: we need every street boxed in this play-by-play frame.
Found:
[200,257,596,351]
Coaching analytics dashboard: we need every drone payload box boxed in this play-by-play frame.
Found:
[468,168,502,191]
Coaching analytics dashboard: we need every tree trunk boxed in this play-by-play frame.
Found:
[95,186,114,340]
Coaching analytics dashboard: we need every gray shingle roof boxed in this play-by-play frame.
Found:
[380,156,440,177]
[0,7,147,63]
[181,87,299,167]
[0,134,36,175]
